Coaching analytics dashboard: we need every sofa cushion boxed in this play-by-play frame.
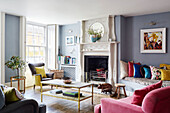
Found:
[4,87,24,104]
[160,69,170,81]
[140,65,150,77]
[150,66,161,80]
[160,64,170,70]
[143,67,151,79]
[131,80,162,106]
[134,64,143,78]
[0,87,5,109]
[120,60,129,79]
[128,62,141,77]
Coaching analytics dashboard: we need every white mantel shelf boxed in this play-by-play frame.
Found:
[77,41,120,45]
[81,50,109,52]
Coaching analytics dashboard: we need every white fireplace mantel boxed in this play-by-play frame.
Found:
[75,16,119,87]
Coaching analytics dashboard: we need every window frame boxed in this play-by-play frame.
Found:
[26,22,48,65]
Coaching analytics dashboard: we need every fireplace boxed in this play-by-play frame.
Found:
[84,55,108,83]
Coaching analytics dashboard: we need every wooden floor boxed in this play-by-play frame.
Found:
[23,86,115,113]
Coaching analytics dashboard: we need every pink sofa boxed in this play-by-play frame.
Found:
[94,86,170,113]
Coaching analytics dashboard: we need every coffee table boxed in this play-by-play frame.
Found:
[40,79,94,111]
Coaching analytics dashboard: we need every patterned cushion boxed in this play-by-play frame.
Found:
[150,66,161,80]
[133,64,143,78]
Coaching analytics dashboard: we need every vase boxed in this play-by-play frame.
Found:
[90,35,101,42]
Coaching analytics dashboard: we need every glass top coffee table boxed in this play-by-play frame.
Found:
[40,79,94,111]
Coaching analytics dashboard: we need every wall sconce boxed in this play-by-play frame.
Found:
[68,29,73,33]
[145,21,157,26]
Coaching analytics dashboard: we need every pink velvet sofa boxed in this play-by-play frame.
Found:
[94,86,170,113]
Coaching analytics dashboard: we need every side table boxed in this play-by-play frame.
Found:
[10,76,26,94]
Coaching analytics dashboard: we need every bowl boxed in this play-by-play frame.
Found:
[64,80,72,84]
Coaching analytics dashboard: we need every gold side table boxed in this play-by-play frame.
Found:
[10,76,26,94]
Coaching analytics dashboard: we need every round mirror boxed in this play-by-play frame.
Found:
[90,22,104,37]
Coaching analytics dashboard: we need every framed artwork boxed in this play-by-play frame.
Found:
[140,28,166,53]
[66,36,75,46]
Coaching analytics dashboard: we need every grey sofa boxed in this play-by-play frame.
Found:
[0,99,46,113]
[0,84,46,113]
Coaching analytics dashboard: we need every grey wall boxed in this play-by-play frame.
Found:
[59,22,80,57]
[5,14,20,82]
[121,12,170,67]
[59,22,80,79]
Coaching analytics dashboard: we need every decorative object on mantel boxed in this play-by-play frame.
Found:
[88,22,104,42]
[140,28,166,53]
[66,36,75,46]
[5,56,26,77]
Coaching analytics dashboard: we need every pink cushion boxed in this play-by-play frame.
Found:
[131,80,162,106]
[128,62,141,77]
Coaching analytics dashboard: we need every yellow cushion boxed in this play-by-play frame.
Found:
[4,87,24,104]
[160,64,170,70]
[35,66,47,78]
[160,69,170,81]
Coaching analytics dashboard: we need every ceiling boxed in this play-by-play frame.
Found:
[0,0,170,25]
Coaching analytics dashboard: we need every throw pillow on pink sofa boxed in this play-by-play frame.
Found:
[131,80,162,106]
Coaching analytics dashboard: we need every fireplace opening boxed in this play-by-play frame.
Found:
[84,56,108,83]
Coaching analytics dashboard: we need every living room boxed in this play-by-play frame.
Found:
[0,0,170,113]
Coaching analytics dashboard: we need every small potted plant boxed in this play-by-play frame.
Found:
[88,28,103,42]
[5,56,26,77]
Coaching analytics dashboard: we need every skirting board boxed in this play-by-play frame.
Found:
[5,81,24,90]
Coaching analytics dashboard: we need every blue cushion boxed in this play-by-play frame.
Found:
[0,87,5,109]
[134,64,142,78]
[143,67,151,79]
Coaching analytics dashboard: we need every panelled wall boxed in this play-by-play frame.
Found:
[5,14,20,82]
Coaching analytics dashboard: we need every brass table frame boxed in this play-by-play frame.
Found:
[40,80,94,112]
[10,76,26,93]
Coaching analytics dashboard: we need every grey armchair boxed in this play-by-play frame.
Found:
[28,63,54,90]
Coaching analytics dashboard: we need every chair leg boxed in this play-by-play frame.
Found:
[51,85,53,89]
[33,85,35,90]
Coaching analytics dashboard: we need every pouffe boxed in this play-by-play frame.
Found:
[39,103,46,113]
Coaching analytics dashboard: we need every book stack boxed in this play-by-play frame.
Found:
[63,91,82,97]
[58,56,76,65]
[50,89,63,94]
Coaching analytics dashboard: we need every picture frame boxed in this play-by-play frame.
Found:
[140,28,166,53]
[66,36,75,46]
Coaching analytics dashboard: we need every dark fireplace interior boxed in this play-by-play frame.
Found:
[84,56,108,82]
